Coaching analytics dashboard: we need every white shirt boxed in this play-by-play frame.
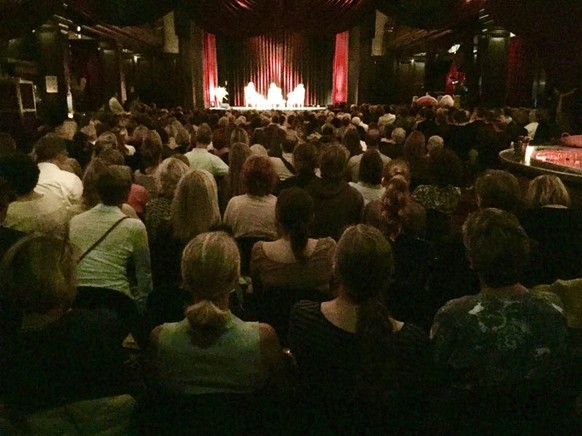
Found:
[348,182,385,205]
[184,148,229,177]
[69,204,152,309]
[5,189,74,238]
[36,162,83,211]
[223,194,277,239]
[269,153,295,181]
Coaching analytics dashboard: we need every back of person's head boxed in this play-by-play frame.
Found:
[230,127,249,146]
[276,188,314,262]
[403,130,426,161]
[97,165,132,206]
[342,128,362,158]
[358,150,383,185]
[251,128,266,146]
[0,234,77,314]
[336,224,393,303]
[427,135,444,154]
[320,144,348,181]
[81,158,109,208]
[33,134,68,163]
[365,128,381,149]
[292,141,318,174]
[228,142,251,196]
[195,123,212,146]
[381,175,411,240]
[475,170,522,214]
[391,127,406,144]
[0,153,39,196]
[282,130,299,153]
[172,169,220,241]
[428,147,462,187]
[525,175,571,208]
[0,133,17,158]
[155,157,190,198]
[241,155,277,197]
[182,231,240,331]
[383,158,411,185]
[463,208,529,288]
[140,136,163,169]
[98,148,125,165]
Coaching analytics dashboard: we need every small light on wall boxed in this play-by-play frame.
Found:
[76,26,81,32]
[510,32,516,38]
[133,55,139,62]
[410,59,415,64]
[32,29,36,33]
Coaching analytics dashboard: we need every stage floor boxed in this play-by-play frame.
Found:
[209,106,326,112]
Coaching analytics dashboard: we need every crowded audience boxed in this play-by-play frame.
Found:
[0,99,580,433]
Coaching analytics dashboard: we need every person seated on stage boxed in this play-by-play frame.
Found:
[431,208,571,434]
[0,153,74,238]
[520,175,582,287]
[347,128,391,183]
[148,231,286,395]
[0,234,135,414]
[288,224,431,433]
[287,84,305,108]
[306,145,364,241]
[224,156,278,240]
[184,123,229,178]
[267,83,285,108]
[349,149,385,205]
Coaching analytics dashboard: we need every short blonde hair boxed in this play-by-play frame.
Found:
[171,169,221,242]
[0,234,77,313]
[155,157,191,198]
[182,232,240,329]
[526,175,571,208]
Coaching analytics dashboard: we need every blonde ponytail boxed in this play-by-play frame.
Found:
[185,300,229,330]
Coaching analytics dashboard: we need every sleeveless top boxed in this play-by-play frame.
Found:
[155,312,266,395]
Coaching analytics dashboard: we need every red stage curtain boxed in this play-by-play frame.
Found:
[203,32,218,107]
[182,0,373,37]
[216,31,334,106]
[332,31,349,104]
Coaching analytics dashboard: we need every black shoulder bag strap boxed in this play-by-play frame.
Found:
[279,156,297,175]
[77,216,129,264]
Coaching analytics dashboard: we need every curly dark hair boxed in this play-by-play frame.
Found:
[241,155,277,197]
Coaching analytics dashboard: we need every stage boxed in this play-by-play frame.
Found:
[208,106,327,112]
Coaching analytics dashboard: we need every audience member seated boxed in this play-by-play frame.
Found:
[402,130,429,188]
[0,234,136,416]
[363,159,426,240]
[33,134,84,211]
[349,149,385,205]
[288,225,431,433]
[69,166,152,347]
[269,130,298,181]
[347,128,391,182]
[0,154,74,237]
[145,232,287,433]
[0,178,23,262]
[134,133,163,199]
[431,208,572,434]
[148,169,221,328]
[250,188,336,341]
[224,155,278,240]
[306,145,364,241]
[185,123,229,177]
[276,141,321,193]
[520,175,582,287]
[81,158,139,219]
[144,157,190,242]
[342,127,363,159]
[412,148,463,217]
[474,169,522,215]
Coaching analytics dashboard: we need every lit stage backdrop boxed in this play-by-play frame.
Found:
[212,31,343,108]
